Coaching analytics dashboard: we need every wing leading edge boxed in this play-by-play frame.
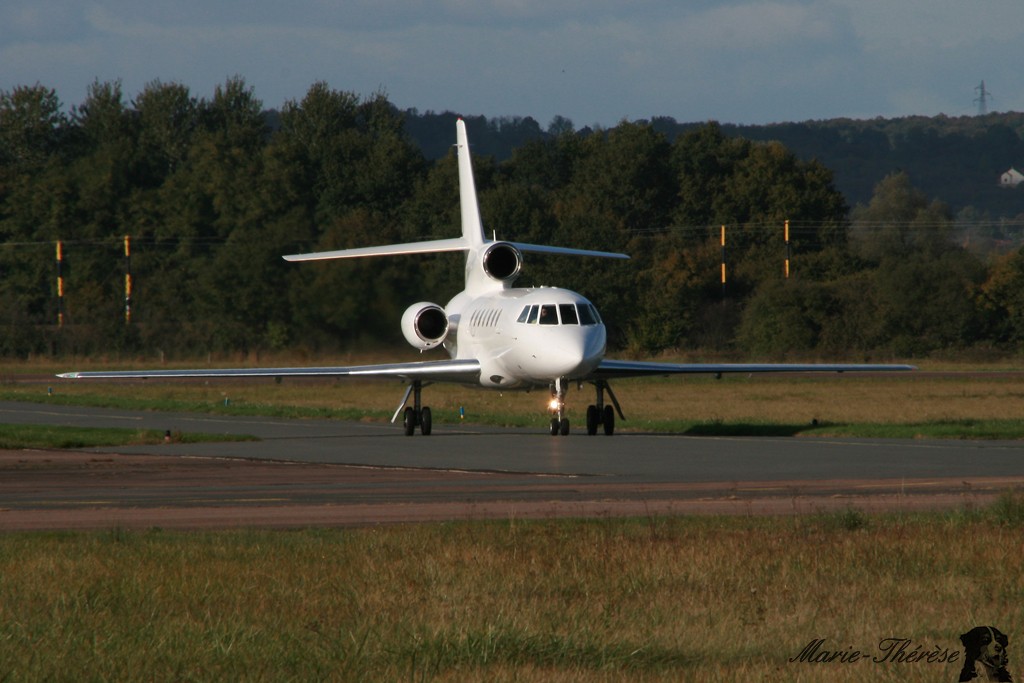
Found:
[592,359,916,379]
[58,359,482,384]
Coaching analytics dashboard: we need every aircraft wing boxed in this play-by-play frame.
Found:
[58,359,482,384]
[591,359,915,379]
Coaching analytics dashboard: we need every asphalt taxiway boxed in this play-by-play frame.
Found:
[2,400,1023,529]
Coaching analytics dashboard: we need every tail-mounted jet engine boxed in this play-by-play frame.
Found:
[401,302,449,350]
[482,242,522,283]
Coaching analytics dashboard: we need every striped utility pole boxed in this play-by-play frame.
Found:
[784,219,791,279]
[124,235,132,323]
[55,240,65,327]
[720,225,727,296]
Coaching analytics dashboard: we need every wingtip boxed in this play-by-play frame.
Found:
[56,372,78,379]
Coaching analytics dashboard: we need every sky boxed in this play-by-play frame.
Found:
[3,0,1023,129]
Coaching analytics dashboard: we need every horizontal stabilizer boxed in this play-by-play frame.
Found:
[283,239,628,263]
[510,242,628,260]
[283,238,470,262]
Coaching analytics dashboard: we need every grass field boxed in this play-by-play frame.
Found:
[1,502,1023,682]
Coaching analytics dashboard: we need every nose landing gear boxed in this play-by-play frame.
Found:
[548,378,625,436]
[548,378,570,436]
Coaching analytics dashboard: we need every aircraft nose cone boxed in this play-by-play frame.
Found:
[548,341,584,374]
[537,327,605,378]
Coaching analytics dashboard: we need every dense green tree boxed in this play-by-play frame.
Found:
[0,84,67,174]
[132,81,198,184]
[0,85,74,350]
[848,173,984,354]
[1,81,1019,359]
[980,247,1024,345]
[737,172,985,357]
[671,123,752,229]
[850,172,954,262]
[271,85,428,348]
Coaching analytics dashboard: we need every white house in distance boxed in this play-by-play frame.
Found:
[1000,167,1024,188]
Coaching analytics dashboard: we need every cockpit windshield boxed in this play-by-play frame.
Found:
[516,303,601,326]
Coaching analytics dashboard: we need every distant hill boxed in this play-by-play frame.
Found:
[400,109,1024,219]
[711,113,1024,216]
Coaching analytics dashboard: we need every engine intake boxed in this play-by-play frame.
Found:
[482,242,522,283]
[401,302,448,350]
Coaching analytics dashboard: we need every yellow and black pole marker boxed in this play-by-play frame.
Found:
[56,240,64,327]
[124,235,132,324]
[784,219,791,279]
[720,225,727,296]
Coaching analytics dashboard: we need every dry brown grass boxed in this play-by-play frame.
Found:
[1,511,1022,681]
[607,373,1024,424]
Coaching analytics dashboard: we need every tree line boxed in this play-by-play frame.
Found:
[2,78,1023,359]
[407,111,1024,251]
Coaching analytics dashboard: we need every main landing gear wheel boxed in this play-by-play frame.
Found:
[585,405,614,435]
[403,405,432,436]
[398,380,432,436]
[586,380,620,436]
[602,404,615,436]
[403,407,415,436]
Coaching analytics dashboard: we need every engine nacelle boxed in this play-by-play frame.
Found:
[482,242,523,283]
[401,302,449,350]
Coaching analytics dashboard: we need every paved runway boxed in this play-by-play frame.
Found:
[2,400,1023,529]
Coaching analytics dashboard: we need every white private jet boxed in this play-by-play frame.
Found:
[60,119,914,436]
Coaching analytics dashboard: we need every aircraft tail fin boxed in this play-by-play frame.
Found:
[284,119,481,264]
[283,119,628,275]
[456,119,486,247]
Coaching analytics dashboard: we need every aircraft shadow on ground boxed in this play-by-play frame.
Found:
[680,423,830,438]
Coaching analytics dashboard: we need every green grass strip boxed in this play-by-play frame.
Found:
[0,424,256,449]
[0,389,390,422]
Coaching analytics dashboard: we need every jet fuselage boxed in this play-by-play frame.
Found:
[444,286,606,389]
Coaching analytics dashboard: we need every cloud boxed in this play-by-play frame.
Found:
[2,0,1023,124]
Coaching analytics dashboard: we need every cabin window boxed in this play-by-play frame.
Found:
[517,303,602,325]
